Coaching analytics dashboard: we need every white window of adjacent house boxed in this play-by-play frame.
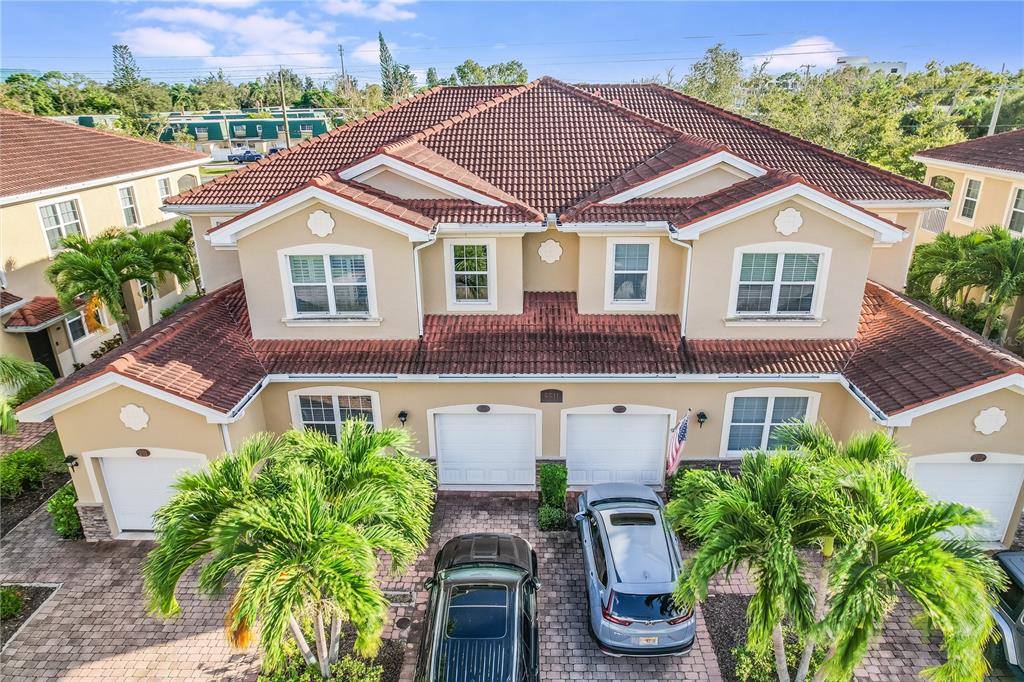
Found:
[65,308,102,344]
[300,124,313,137]
[445,239,496,309]
[721,389,819,456]
[234,125,247,137]
[1007,187,1024,235]
[118,186,140,227]
[289,387,381,440]
[604,238,659,311]
[958,178,982,221]
[38,198,84,253]
[157,177,172,202]
[729,243,830,318]
[195,126,209,141]
[283,247,376,318]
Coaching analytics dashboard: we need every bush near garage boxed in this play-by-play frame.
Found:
[46,484,84,539]
[538,463,567,508]
[538,504,569,531]
[0,450,46,499]
[0,587,23,620]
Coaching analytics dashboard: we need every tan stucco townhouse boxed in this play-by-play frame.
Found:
[16,79,1024,546]
[0,110,210,378]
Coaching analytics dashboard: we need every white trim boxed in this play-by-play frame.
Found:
[165,203,257,215]
[725,241,831,321]
[426,403,542,462]
[444,238,497,311]
[559,403,676,459]
[0,158,210,207]
[953,176,984,227]
[720,387,821,457]
[436,223,545,235]
[604,237,660,311]
[278,243,379,321]
[207,186,432,246]
[881,373,1024,426]
[852,199,950,209]
[156,176,175,220]
[340,154,505,206]
[672,183,906,244]
[601,152,766,204]
[1003,184,1024,235]
[287,385,383,433]
[910,155,1024,182]
[35,194,88,257]
[559,221,670,234]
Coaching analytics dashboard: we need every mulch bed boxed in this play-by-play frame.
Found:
[702,593,751,682]
[0,471,69,538]
[373,639,404,682]
[1,585,56,647]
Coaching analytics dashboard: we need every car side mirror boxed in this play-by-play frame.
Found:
[528,577,542,592]
[573,511,587,523]
[424,577,436,590]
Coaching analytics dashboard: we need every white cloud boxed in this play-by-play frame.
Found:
[749,36,845,73]
[351,39,382,64]
[322,0,416,22]
[116,27,215,57]
[410,67,427,85]
[188,0,262,7]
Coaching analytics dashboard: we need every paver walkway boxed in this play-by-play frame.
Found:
[0,419,54,456]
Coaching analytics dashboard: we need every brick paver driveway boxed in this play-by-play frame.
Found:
[1,493,1015,681]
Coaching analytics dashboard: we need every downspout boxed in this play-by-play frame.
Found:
[220,423,233,454]
[667,225,693,339]
[413,229,439,337]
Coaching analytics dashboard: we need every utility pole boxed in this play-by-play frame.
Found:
[279,67,292,148]
[988,63,1007,136]
[800,64,813,78]
[338,44,347,82]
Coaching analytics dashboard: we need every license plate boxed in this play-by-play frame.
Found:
[638,636,658,645]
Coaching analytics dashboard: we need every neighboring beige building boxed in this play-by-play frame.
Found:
[17,79,1024,548]
[0,110,210,377]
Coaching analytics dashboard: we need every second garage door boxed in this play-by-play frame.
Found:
[565,412,670,487]
[101,455,205,532]
[434,411,538,490]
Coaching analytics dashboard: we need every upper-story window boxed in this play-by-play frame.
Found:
[958,178,982,221]
[445,239,495,310]
[721,388,820,456]
[300,124,313,138]
[65,307,102,344]
[38,198,84,253]
[233,125,247,137]
[280,245,378,321]
[1008,187,1024,235]
[157,177,172,203]
[195,126,209,141]
[118,186,140,227]
[728,243,830,319]
[604,237,659,311]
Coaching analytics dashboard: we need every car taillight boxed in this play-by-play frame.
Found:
[667,609,693,625]
[602,592,632,626]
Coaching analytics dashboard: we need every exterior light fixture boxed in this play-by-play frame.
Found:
[696,411,708,427]
[398,410,409,426]
[63,455,79,471]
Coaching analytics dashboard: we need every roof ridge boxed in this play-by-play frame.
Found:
[407,80,540,143]
[916,127,1024,158]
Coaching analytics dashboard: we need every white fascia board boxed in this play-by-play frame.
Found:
[880,373,1024,427]
[339,155,505,206]
[0,158,212,207]
[163,203,258,215]
[601,151,768,204]
[265,372,844,383]
[436,222,545,235]
[909,156,1024,182]
[853,199,950,209]
[559,222,671,234]
[673,184,907,244]
[0,299,28,318]
[207,186,432,247]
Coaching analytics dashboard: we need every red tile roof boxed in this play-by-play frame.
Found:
[0,110,206,199]
[4,297,66,329]
[167,78,942,213]
[0,290,24,312]
[20,281,1024,419]
[915,128,1024,175]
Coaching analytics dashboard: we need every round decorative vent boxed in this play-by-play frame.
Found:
[119,403,150,431]
[538,239,563,263]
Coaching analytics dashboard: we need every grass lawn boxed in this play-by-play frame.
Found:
[28,432,65,474]
[200,165,236,177]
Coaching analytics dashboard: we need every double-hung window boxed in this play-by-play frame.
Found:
[287,253,371,317]
[296,394,374,441]
[724,392,814,455]
[118,186,140,227]
[959,179,982,220]
[605,238,658,310]
[446,239,495,309]
[65,308,102,343]
[1008,188,1024,235]
[157,177,172,203]
[734,249,823,317]
[39,199,84,253]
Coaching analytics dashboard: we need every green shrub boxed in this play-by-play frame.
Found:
[538,463,567,509]
[47,484,83,539]
[733,628,825,682]
[90,335,122,360]
[538,504,569,531]
[258,655,381,682]
[0,587,23,620]
[161,293,203,319]
[0,449,46,499]
[12,366,54,405]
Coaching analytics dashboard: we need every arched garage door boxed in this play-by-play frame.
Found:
[910,452,1024,542]
[563,405,675,487]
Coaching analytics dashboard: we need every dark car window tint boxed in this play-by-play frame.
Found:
[444,585,509,639]
[1001,579,1024,618]
[609,592,683,621]
[589,518,608,585]
[609,512,656,526]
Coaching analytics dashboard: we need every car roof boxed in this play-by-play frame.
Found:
[585,483,662,506]
[596,505,677,589]
[435,533,534,575]
[997,552,1024,589]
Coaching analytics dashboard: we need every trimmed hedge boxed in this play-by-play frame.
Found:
[538,463,567,509]
[0,587,23,620]
[46,484,84,539]
[538,504,569,531]
[0,450,45,499]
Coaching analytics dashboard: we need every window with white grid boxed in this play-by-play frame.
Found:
[157,178,172,202]
[1008,188,1024,234]
[38,199,84,252]
[297,394,375,441]
[725,394,811,454]
[286,252,371,317]
[452,244,489,302]
[734,251,822,316]
[959,179,982,220]
[118,186,140,227]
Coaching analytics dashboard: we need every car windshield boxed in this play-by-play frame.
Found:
[444,585,509,639]
[609,592,682,621]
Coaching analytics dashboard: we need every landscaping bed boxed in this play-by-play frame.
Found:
[1,433,69,537]
[702,593,751,682]
[0,584,56,647]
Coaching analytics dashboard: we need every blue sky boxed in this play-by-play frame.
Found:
[2,1,1022,86]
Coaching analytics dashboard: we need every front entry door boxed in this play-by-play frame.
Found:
[26,330,60,377]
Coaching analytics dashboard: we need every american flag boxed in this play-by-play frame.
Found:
[667,410,689,476]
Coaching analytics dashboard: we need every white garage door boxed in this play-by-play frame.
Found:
[101,456,205,532]
[434,412,537,490]
[565,413,670,487]
[912,455,1024,542]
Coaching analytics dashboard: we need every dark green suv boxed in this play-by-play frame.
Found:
[415,534,540,682]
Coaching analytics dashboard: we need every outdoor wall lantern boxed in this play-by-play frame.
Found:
[696,411,708,428]
[398,410,409,426]
[63,455,79,471]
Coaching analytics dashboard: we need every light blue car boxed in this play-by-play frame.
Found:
[575,483,696,657]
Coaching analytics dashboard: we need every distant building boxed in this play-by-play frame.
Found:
[836,56,907,76]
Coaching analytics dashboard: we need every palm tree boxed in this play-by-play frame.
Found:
[166,219,202,293]
[906,231,988,316]
[169,84,196,114]
[45,232,152,340]
[971,226,1024,338]
[143,424,435,679]
[0,355,53,434]
[124,230,189,326]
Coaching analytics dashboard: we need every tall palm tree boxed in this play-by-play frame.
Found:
[166,218,202,293]
[45,232,152,340]
[143,425,435,679]
[906,231,989,316]
[971,226,1024,338]
[0,355,53,434]
[124,230,189,326]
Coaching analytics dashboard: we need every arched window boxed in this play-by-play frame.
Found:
[177,174,199,192]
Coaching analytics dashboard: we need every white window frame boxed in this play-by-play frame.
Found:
[1004,185,1024,236]
[603,237,660,312]
[720,387,821,457]
[444,238,497,311]
[277,244,379,322]
[65,307,104,345]
[117,183,140,228]
[300,124,313,137]
[726,242,831,320]
[955,177,983,225]
[36,194,87,256]
[156,176,174,218]
[287,386,382,435]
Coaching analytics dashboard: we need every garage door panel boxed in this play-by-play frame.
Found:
[101,456,205,532]
[435,412,536,489]
[566,413,668,487]
[912,459,1024,542]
